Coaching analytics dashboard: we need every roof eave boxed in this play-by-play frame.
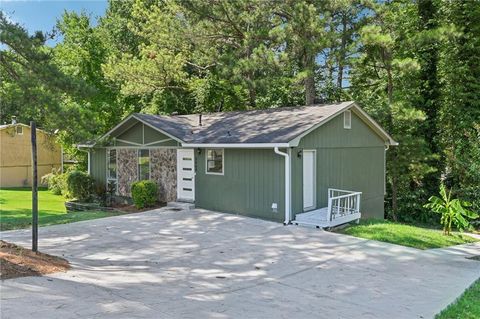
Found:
[181,143,291,148]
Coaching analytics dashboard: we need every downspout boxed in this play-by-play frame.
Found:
[61,146,64,174]
[77,146,91,175]
[274,147,291,225]
[384,144,389,195]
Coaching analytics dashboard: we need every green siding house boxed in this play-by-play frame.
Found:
[80,101,397,228]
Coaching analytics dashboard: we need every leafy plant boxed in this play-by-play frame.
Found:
[424,184,479,235]
[66,170,94,201]
[131,180,158,209]
[46,173,68,196]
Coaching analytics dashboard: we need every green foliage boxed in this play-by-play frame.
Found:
[131,180,158,209]
[46,173,68,196]
[66,170,94,201]
[338,219,478,250]
[437,1,480,210]
[436,279,480,319]
[424,184,479,235]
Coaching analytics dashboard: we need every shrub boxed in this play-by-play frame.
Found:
[131,180,158,209]
[424,184,479,235]
[48,173,68,196]
[41,172,55,188]
[66,170,94,201]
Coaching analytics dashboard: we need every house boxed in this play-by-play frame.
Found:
[0,119,62,187]
[80,101,397,228]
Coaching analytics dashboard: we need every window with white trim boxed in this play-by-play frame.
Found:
[206,149,224,175]
[344,110,351,129]
[16,126,23,135]
[138,149,150,180]
[107,149,117,193]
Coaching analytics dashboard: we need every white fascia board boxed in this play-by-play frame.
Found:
[131,114,184,144]
[350,104,398,146]
[288,101,398,147]
[288,102,355,147]
[181,143,291,149]
[93,113,185,148]
[99,114,136,141]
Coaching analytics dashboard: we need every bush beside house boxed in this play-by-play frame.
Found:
[66,171,94,201]
[131,180,158,209]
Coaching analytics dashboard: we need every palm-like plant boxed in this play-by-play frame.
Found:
[424,184,479,235]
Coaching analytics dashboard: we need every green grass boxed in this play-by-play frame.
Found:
[0,187,124,231]
[337,219,479,249]
[436,279,480,319]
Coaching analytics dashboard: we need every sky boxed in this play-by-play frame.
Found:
[1,0,108,45]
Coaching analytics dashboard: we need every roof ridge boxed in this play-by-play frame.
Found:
[133,101,355,118]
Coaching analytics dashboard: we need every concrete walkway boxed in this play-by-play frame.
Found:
[1,208,479,319]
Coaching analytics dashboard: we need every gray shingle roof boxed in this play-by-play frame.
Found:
[134,101,354,144]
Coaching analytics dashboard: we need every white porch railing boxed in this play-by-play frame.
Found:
[327,188,362,222]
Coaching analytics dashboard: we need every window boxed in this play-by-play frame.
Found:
[344,110,351,129]
[16,126,23,135]
[206,149,224,175]
[107,149,117,193]
[138,149,150,180]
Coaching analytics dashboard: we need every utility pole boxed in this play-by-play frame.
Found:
[31,121,38,252]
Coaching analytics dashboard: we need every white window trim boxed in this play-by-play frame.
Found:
[344,110,352,129]
[16,126,23,135]
[106,148,118,195]
[205,148,224,176]
[137,148,151,180]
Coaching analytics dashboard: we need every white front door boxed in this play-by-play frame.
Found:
[303,150,316,210]
[177,149,195,202]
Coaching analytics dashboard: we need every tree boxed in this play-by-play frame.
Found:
[0,11,91,134]
[416,0,442,195]
[350,1,435,221]
[437,0,480,212]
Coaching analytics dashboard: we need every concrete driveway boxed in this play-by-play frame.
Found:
[1,208,479,319]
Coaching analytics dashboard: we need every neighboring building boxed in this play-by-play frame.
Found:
[0,120,62,187]
[80,101,397,228]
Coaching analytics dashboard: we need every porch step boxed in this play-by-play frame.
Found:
[293,207,329,228]
[293,207,361,228]
[167,201,195,210]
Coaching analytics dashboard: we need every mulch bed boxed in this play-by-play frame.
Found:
[0,240,70,280]
[111,202,166,213]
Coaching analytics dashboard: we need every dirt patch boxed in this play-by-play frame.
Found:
[0,240,70,280]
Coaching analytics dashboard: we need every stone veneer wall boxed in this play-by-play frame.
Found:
[117,149,138,197]
[150,149,177,202]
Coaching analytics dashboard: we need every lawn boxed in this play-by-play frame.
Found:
[0,188,124,231]
[436,278,480,319]
[337,219,479,249]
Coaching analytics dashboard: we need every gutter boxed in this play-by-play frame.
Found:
[274,147,291,225]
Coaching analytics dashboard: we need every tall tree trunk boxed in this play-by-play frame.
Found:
[305,75,315,105]
[303,50,316,105]
[246,70,256,109]
[336,12,348,92]
[385,55,398,221]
